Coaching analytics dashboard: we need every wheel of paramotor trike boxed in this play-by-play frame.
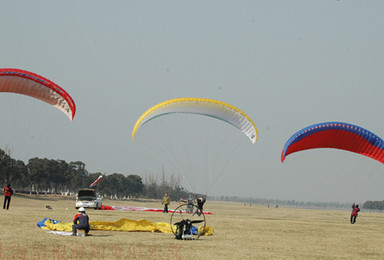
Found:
[170,203,206,240]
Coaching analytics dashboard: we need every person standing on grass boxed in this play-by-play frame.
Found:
[3,184,13,210]
[72,207,90,236]
[162,193,170,213]
[351,204,360,224]
[197,196,206,213]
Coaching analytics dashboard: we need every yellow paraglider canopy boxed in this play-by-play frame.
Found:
[132,97,257,144]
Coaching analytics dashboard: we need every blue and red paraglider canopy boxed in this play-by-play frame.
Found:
[281,122,384,164]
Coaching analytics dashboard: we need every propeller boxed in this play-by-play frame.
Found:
[174,219,203,226]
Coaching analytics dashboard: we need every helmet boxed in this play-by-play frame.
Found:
[79,207,85,212]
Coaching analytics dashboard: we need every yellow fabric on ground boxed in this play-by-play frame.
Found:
[41,219,73,231]
[91,218,173,233]
[42,218,213,236]
[199,225,214,236]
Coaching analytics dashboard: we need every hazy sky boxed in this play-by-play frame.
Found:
[1,0,383,203]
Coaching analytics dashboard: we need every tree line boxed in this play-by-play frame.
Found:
[362,200,384,211]
[0,148,186,200]
[212,195,352,209]
[6,147,380,207]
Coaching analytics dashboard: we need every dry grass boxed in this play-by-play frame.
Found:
[0,195,383,259]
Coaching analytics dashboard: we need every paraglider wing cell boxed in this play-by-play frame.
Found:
[281,122,384,164]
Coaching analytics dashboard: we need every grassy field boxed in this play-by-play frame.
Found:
[0,195,383,259]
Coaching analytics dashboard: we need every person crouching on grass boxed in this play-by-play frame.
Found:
[72,207,90,236]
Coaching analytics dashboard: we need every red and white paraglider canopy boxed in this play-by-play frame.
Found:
[0,68,76,121]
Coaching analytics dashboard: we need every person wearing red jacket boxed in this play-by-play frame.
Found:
[72,207,90,236]
[3,184,13,210]
[350,204,360,224]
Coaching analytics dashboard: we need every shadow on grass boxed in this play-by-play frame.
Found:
[88,234,114,237]
[15,193,74,201]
